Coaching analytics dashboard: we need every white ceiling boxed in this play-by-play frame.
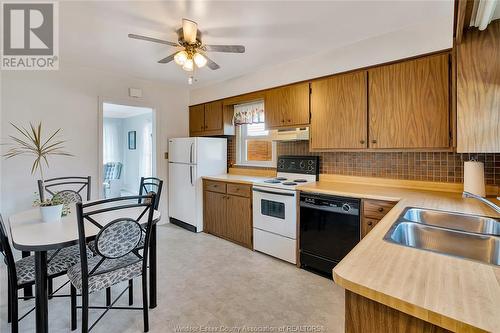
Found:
[60,1,454,87]
[103,103,152,118]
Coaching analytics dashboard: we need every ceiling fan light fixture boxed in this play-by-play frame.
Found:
[193,52,207,68]
[174,51,188,65]
[182,58,194,71]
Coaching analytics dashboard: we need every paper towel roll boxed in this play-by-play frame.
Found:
[464,161,486,197]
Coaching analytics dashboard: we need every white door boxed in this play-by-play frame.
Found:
[252,186,297,239]
[168,138,196,164]
[168,162,197,226]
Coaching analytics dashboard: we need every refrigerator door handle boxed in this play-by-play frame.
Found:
[189,143,194,164]
[190,166,193,186]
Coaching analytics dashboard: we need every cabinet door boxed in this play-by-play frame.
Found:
[310,71,367,150]
[226,195,252,248]
[204,101,223,131]
[368,54,450,148]
[189,104,205,135]
[265,83,310,128]
[361,218,379,239]
[457,21,500,152]
[203,191,226,236]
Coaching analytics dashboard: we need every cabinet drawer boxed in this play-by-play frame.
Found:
[204,180,226,193]
[226,183,251,197]
[363,199,396,219]
[361,218,380,239]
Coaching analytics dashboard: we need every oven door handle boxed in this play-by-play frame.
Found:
[252,188,295,197]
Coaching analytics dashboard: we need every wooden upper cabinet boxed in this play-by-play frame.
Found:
[204,100,223,132]
[265,82,310,129]
[310,71,368,150]
[189,104,205,135]
[189,101,234,136]
[457,20,500,153]
[368,54,450,149]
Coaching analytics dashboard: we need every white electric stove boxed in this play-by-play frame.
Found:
[252,156,319,264]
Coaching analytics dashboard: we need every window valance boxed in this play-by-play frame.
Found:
[233,100,264,125]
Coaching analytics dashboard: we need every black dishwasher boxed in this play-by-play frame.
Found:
[300,192,360,277]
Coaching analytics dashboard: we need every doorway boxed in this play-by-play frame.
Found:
[100,102,155,198]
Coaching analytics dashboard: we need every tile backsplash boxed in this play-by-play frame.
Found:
[227,137,500,186]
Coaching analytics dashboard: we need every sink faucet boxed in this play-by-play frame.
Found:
[463,191,500,213]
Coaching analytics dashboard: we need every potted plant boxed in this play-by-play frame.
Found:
[34,196,65,223]
[3,122,73,222]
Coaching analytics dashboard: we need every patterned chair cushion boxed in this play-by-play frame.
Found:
[88,231,146,254]
[15,244,92,285]
[67,253,142,294]
[95,219,142,258]
[52,190,82,205]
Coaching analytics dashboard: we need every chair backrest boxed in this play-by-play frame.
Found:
[38,176,91,203]
[0,215,17,284]
[75,195,155,288]
[103,162,122,182]
[138,177,163,210]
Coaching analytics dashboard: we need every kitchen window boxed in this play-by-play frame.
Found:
[234,101,276,167]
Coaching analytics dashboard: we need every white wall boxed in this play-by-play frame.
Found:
[1,64,189,220]
[189,19,453,104]
[121,113,153,193]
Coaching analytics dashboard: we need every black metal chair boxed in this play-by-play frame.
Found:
[68,194,156,333]
[138,177,163,211]
[34,176,92,297]
[37,176,91,203]
[0,214,90,333]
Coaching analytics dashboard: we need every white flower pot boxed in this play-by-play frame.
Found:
[40,204,63,223]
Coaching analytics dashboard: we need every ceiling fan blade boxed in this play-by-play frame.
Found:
[158,53,177,64]
[203,54,220,70]
[128,34,179,47]
[182,18,198,44]
[202,45,245,53]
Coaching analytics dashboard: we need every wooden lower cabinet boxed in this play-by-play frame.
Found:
[361,199,397,239]
[226,195,252,247]
[203,180,253,249]
[345,291,451,333]
[204,191,227,237]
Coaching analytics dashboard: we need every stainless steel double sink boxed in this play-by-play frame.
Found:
[384,208,500,266]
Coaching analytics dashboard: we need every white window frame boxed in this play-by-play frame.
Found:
[236,123,277,167]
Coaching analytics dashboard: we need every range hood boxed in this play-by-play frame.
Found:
[270,127,309,141]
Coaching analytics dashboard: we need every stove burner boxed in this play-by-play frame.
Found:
[275,177,287,181]
[282,182,297,186]
[293,179,308,183]
[264,179,281,184]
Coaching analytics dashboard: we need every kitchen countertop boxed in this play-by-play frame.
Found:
[202,174,269,185]
[297,181,500,333]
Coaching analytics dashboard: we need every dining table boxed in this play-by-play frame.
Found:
[8,204,161,333]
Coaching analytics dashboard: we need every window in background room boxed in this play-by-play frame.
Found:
[234,101,276,167]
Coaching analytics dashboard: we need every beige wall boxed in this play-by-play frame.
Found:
[1,64,189,219]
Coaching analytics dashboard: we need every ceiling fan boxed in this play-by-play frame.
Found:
[128,18,245,72]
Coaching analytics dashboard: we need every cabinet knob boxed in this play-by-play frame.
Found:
[360,140,365,144]
[287,119,291,122]
[378,207,384,212]
[371,139,377,144]
[367,221,373,226]
[281,119,285,123]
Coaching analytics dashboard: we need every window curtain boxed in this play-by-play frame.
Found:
[103,119,121,164]
[139,120,153,179]
[233,100,265,125]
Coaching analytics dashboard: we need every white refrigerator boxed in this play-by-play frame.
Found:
[168,137,227,232]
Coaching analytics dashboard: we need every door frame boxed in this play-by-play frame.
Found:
[98,96,159,199]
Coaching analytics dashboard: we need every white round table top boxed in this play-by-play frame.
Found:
[9,203,161,251]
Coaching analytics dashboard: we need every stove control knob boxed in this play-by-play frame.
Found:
[342,203,351,212]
